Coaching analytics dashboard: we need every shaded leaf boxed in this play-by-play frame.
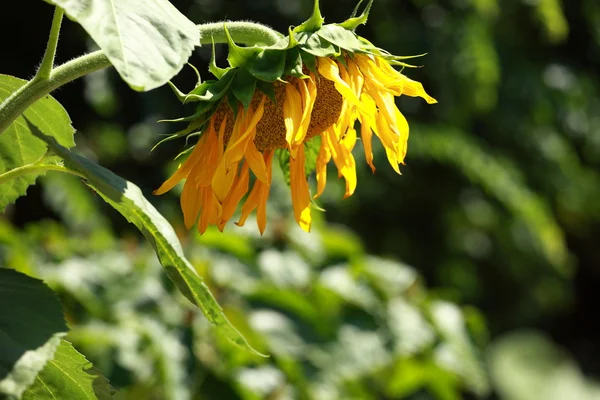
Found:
[22,340,114,400]
[0,74,75,211]
[248,49,286,82]
[0,269,68,398]
[33,133,263,356]
[46,0,200,91]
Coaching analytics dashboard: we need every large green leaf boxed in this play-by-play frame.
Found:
[22,340,114,400]
[44,0,200,91]
[0,74,75,211]
[0,269,68,398]
[34,132,262,356]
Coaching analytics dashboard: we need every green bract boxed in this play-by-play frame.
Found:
[161,0,423,148]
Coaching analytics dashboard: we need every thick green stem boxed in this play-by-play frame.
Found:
[0,21,283,137]
[198,21,284,46]
[35,7,64,81]
[0,51,111,135]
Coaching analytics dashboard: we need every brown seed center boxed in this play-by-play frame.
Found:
[212,75,343,151]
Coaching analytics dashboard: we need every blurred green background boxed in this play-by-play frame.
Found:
[2,0,600,398]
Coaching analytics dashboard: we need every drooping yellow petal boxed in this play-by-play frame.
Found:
[354,54,403,96]
[359,118,375,173]
[219,163,250,230]
[324,126,357,198]
[289,146,312,232]
[181,178,202,229]
[236,150,274,234]
[244,139,268,183]
[225,96,266,163]
[283,82,303,153]
[154,121,216,195]
[314,134,331,198]
[211,161,238,202]
[255,151,274,234]
[400,75,438,104]
[318,57,368,115]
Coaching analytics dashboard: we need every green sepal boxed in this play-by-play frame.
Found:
[186,69,236,102]
[294,0,324,33]
[317,24,365,52]
[284,47,308,79]
[297,32,340,57]
[187,63,202,87]
[232,68,257,109]
[210,37,230,79]
[300,50,317,75]
[227,95,240,119]
[248,49,287,82]
[167,81,188,103]
[338,0,374,30]
[224,23,261,68]
[287,26,299,48]
[151,120,204,151]
[256,80,277,104]
[158,101,216,124]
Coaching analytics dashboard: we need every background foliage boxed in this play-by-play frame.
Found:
[1,0,600,398]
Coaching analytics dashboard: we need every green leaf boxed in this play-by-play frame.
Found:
[248,49,287,82]
[284,48,308,79]
[304,135,321,177]
[0,74,75,211]
[232,69,257,109]
[256,81,277,104]
[300,50,317,74]
[0,268,68,398]
[33,133,264,357]
[297,32,340,57]
[277,149,291,186]
[22,340,114,400]
[45,0,200,91]
[316,24,365,52]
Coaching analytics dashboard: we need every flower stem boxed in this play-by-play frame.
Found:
[35,7,64,82]
[198,21,284,46]
[0,51,111,136]
[0,21,283,136]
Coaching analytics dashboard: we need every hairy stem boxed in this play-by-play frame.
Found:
[198,21,284,46]
[35,7,64,81]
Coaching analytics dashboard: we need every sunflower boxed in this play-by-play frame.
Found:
[155,0,436,234]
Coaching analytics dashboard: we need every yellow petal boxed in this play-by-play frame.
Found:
[211,161,238,202]
[314,134,331,198]
[219,163,250,230]
[359,118,375,173]
[283,83,303,153]
[289,146,312,232]
[154,124,212,195]
[400,75,437,104]
[244,139,268,183]
[181,178,202,229]
[318,57,368,115]
[324,126,357,198]
[226,96,266,163]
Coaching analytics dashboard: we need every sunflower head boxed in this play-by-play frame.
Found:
[155,0,437,235]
